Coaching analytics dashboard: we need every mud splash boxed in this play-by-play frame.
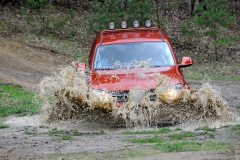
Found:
[37,65,234,127]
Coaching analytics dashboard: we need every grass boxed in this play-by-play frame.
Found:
[199,126,216,132]
[174,128,183,131]
[62,135,74,140]
[122,127,172,134]
[124,135,164,143]
[183,63,240,81]
[47,126,231,155]
[231,125,240,131]
[49,134,233,159]
[45,128,105,136]
[0,124,9,129]
[46,128,67,135]
[156,141,232,152]
[24,126,37,136]
[207,133,215,139]
[230,125,240,135]
[168,131,195,140]
[0,84,40,117]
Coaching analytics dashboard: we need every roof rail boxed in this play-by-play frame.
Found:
[101,27,160,35]
[100,27,164,43]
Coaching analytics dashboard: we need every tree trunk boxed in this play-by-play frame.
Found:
[155,0,160,28]
[214,45,218,61]
[213,34,218,61]
[187,0,193,16]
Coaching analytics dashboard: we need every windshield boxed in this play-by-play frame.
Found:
[94,42,175,70]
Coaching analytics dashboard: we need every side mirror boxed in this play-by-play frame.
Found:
[179,56,193,68]
[76,62,86,71]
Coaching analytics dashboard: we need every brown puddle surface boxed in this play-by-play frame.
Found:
[4,65,240,131]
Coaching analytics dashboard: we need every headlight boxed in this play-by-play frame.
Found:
[89,89,113,111]
[90,89,112,102]
[157,83,183,102]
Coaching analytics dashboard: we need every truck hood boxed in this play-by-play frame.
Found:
[91,66,184,91]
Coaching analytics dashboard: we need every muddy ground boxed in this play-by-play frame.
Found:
[0,38,240,160]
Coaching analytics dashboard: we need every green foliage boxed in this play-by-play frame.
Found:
[231,125,240,131]
[124,135,164,143]
[194,0,237,60]
[122,127,172,134]
[156,141,232,152]
[230,125,240,135]
[199,126,216,132]
[62,135,74,140]
[0,84,40,117]
[174,128,183,131]
[88,0,154,34]
[207,133,215,139]
[50,9,76,35]
[21,0,75,35]
[168,131,195,140]
[0,124,9,129]
[46,128,66,135]
[179,21,199,42]
[157,142,188,152]
[22,0,53,33]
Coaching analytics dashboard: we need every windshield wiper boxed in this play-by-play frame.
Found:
[95,68,116,70]
[151,65,163,67]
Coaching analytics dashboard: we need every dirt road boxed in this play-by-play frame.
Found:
[0,38,73,91]
[0,38,240,160]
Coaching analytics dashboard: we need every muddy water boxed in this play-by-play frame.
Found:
[31,65,237,129]
[0,117,6,125]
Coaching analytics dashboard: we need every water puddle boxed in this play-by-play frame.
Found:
[4,115,125,133]
[0,117,6,125]
[4,65,239,130]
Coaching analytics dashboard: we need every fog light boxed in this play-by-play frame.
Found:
[132,20,140,28]
[120,20,128,29]
[108,21,116,30]
[145,20,152,27]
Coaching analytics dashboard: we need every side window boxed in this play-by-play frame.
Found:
[89,40,96,68]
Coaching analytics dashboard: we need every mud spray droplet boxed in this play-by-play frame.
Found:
[37,65,237,128]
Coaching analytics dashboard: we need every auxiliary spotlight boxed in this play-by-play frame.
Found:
[120,20,128,29]
[144,20,152,28]
[108,21,116,30]
[132,20,140,28]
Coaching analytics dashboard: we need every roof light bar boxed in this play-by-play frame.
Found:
[120,20,128,29]
[132,20,140,28]
[145,19,152,28]
[108,21,116,30]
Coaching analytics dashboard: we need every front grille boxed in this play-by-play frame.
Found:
[110,90,129,102]
[148,89,157,101]
[110,89,156,102]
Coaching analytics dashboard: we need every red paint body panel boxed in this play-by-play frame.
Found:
[91,66,188,91]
